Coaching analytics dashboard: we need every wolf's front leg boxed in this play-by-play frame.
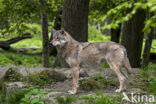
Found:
[68,66,79,94]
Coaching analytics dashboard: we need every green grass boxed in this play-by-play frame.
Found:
[0,23,53,67]
[11,37,42,48]
[56,93,118,104]
[139,63,156,95]
[0,51,54,67]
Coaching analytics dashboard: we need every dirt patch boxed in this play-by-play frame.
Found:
[44,67,146,95]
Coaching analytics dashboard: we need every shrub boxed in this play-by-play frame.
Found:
[88,24,110,42]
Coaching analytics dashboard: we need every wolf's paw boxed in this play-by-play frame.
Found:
[115,89,122,93]
[67,90,76,94]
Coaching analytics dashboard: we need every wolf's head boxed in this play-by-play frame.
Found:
[50,28,68,47]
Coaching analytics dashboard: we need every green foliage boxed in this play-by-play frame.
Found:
[101,62,109,68]
[148,63,156,95]
[80,79,103,91]
[28,70,53,86]
[80,92,118,104]
[3,67,23,82]
[149,77,156,95]
[90,74,118,87]
[1,86,50,104]
[88,24,110,42]
[92,0,156,34]
[56,96,77,104]
[21,87,49,104]
[0,0,62,35]
[0,67,23,93]
[92,96,116,104]
[139,63,156,94]
[5,89,27,104]
[89,0,128,22]
[27,70,67,86]
[79,74,117,91]
[0,23,54,67]
[0,51,48,67]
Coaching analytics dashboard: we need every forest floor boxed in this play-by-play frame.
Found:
[1,66,154,104]
[47,67,144,94]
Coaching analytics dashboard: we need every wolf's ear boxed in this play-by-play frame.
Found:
[61,28,65,34]
[52,28,56,33]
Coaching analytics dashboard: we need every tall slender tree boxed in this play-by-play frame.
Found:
[141,28,154,68]
[40,0,49,67]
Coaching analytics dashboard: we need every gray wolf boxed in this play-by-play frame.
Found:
[50,28,132,94]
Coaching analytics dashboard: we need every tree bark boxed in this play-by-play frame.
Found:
[141,28,154,68]
[121,9,146,68]
[111,24,121,43]
[40,0,49,67]
[53,0,89,67]
[61,0,89,42]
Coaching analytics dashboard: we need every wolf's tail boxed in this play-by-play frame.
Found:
[123,51,132,74]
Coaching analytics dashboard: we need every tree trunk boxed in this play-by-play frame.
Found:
[141,28,154,68]
[53,0,89,67]
[121,9,146,68]
[61,0,89,42]
[40,0,49,67]
[111,24,121,43]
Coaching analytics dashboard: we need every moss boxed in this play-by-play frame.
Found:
[79,74,118,91]
[90,74,118,87]
[0,67,23,90]
[28,70,67,86]
[4,68,23,82]
[49,70,67,82]
[80,79,103,91]
[28,70,52,86]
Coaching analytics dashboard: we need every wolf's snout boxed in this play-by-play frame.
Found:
[50,40,54,45]
[50,40,57,46]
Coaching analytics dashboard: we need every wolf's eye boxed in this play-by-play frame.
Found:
[56,37,60,40]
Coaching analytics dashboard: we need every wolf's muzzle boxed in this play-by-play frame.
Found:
[49,40,55,46]
[50,40,58,46]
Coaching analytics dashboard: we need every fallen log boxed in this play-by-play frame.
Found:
[0,33,32,50]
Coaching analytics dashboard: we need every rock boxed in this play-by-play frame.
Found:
[5,82,27,97]
[127,88,145,94]
[0,68,24,90]
[0,67,9,79]
[28,70,67,86]
[48,70,67,82]
[48,92,66,97]
[79,69,89,78]
[79,79,103,91]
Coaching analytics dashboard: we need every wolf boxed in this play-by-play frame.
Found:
[50,28,132,94]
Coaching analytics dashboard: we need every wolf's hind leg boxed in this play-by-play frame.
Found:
[107,59,126,92]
